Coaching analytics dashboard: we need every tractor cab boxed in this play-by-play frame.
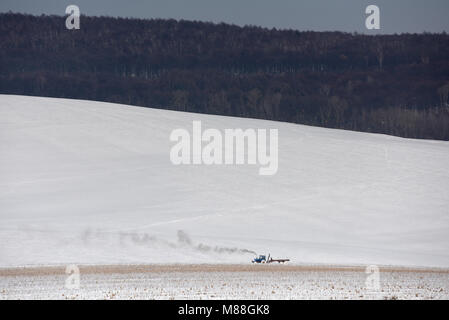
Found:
[252,255,267,263]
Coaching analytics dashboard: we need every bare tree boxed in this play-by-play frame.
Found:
[376,42,384,71]
[438,83,449,107]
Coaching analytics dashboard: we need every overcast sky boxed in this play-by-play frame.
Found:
[1,0,448,34]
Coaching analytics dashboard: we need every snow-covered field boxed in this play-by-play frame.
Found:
[1,265,448,300]
[0,94,449,269]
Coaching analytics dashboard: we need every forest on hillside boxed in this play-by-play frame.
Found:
[1,13,449,139]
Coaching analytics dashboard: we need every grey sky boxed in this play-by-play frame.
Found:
[1,0,448,34]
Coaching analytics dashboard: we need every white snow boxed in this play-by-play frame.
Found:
[0,94,448,268]
[2,269,448,300]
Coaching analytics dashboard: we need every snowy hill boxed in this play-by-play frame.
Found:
[0,95,448,267]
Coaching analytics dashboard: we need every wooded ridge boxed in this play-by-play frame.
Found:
[1,13,448,139]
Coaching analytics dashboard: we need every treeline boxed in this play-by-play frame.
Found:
[1,13,449,140]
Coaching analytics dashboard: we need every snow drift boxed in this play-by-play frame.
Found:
[0,95,448,267]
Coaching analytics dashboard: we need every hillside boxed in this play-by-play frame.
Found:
[1,13,449,140]
[0,95,448,267]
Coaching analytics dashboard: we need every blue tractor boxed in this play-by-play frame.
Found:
[252,254,270,263]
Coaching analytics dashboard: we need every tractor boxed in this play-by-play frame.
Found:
[252,253,290,264]
[252,254,268,263]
